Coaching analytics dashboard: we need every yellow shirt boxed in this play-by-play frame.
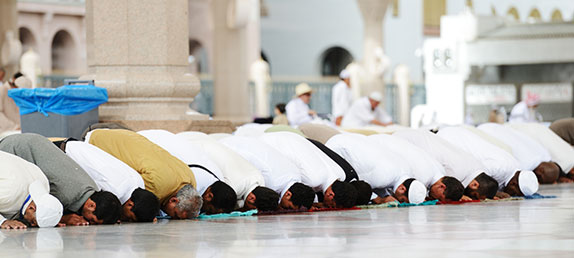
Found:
[88,129,196,204]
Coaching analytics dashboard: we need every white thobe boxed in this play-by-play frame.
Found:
[436,126,521,187]
[219,136,301,198]
[0,84,20,133]
[0,151,50,225]
[508,123,574,173]
[341,97,392,127]
[368,134,445,189]
[286,98,312,126]
[331,81,353,119]
[138,130,224,195]
[394,129,484,187]
[65,141,144,204]
[326,133,411,193]
[478,123,551,171]
[259,132,345,193]
[509,101,537,123]
[177,132,265,206]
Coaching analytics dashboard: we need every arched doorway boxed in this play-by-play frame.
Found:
[189,39,209,75]
[19,27,37,52]
[320,47,354,76]
[506,7,520,22]
[551,9,563,22]
[51,30,77,75]
[527,9,542,23]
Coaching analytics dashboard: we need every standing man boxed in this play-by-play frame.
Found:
[0,69,21,134]
[332,69,353,126]
[341,92,392,127]
[286,83,316,126]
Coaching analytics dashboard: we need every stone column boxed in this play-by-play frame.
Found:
[394,64,410,126]
[0,0,19,76]
[81,0,201,121]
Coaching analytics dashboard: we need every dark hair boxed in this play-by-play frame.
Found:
[331,180,358,208]
[252,186,279,211]
[275,103,286,114]
[350,180,372,205]
[12,72,23,80]
[442,176,464,201]
[288,183,315,209]
[210,181,237,213]
[91,191,122,224]
[464,172,497,199]
[402,178,416,193]
[130,188,160,222]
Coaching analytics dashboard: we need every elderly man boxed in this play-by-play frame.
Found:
[332,69,353,126]
[477,123,559,184]
[177,132,279,212]
[437,126,539,197]
[368,134,464,202]
[508,122,574,182]
[64,141,160,222]
[260,131,358,208]
[139,130,237,214]
[550,118,574,146]
[1,151,63,229]
[341,92,392,127]
[286,83,316,126]
[219,135,316,210]
[0,134,122,225]
[87,129,202,219]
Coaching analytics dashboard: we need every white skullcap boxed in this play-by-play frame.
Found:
[339,69,350,79]
[295,83,313,96]
[518,170,539,196]
[525,92,540,107]
[26,180,63,228]
[368,92,383,102]
[408,180,427,204]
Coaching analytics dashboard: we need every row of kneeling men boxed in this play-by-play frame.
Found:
[1,121,573,229]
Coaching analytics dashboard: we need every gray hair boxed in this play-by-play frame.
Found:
[175,184,203,219]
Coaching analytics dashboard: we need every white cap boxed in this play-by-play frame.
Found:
[339,69,350,79]
[518,170,539,196]
[25,180,64,228]
[295,83,313,96]
[408,180,427,204]
[368,91,383,102]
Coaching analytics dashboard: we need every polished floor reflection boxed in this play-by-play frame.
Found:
[2,184,573,258]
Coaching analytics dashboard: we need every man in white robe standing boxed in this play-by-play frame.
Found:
[331,69,353,126]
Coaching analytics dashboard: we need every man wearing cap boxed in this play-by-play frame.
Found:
[331,69,353,126]
[509,92,542,123]
[478,123,560,184]
[138,130,237,214]
[0,151,63,229]
[437,126,539,197]
[341,92,392,127]
[286,83,316,126]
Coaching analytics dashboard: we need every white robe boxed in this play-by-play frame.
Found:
[508,123,574,173]
[65,141,144,204]
[394,129,484,187]
[286,98,312,126]
[509,101,538,123]
[341,97,392,127]
[478,123,551,171]
[436,126,521,187]
[138,130,223,195]
[368,134,445,189]
[259,132,345,193]
[219,136,301,198]
[331,80,353,119]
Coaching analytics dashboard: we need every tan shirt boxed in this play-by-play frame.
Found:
[0,84,20,133]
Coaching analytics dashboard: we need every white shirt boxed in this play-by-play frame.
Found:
[138,130,223,195]
[508,123,574,173]
[394,129,484,187]
[0,151,50,225]
[368,134,445,189]
[177,132,265,205]
[341,97,392,127]
[286,97,312,126]
[509,101,538,123]
[331,80,353,118]
[436,126,521,187]
[326,133,411,192]
[259,132,345,193]
[219,136,301,198]
[65,141,144,204]
[478,123,551,171]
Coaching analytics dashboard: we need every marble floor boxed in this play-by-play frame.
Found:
[2,184,573,258]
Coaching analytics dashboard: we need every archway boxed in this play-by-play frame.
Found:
[19,27,37,52]
[189,39,209,75]
[320,47,354,76]
[527,9,542,23]
[51,30,77,75]
[506,7,520,22]
[551,9,563,22]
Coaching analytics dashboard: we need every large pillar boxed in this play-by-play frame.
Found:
[0,0,19,76]
[81,0,201,121]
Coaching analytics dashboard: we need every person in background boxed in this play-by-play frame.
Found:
[286,83,316,126]
[272,103,288,125]
[331,69,352,126]
[509,92,542,123]
[341,92,392,127]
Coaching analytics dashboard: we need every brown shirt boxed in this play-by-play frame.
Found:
[550,118,574,146]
